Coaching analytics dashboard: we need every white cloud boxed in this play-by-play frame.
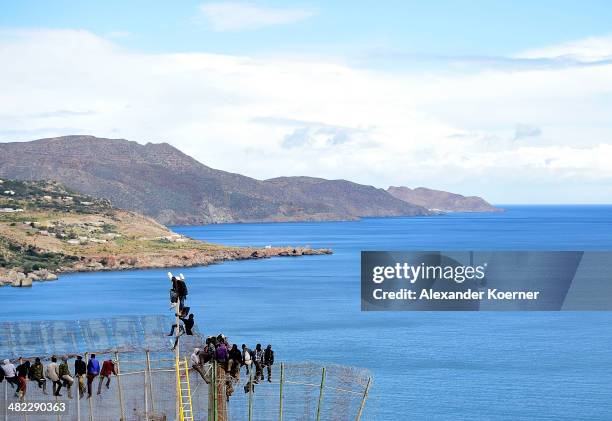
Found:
[517,34,612,62]
[0,29,611,203]
[197,2,315,31]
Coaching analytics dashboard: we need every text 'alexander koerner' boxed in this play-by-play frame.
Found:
[372,288,540,300]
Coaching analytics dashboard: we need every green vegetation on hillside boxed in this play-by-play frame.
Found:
[0,235,76,272]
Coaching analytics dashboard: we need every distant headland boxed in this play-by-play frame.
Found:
[0,179,331,287]
[0,136,500,225]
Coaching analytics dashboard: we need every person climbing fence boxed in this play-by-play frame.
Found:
[168,271,188,310]
[167,271,196,351]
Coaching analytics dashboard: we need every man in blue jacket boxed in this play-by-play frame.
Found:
[86,354,100,398]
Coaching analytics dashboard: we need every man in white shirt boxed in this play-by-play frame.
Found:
[1,359,18,391]
[190,348,207,381]
[45,356,62,396]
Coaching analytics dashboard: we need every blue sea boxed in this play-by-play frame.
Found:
[2,205,612,420]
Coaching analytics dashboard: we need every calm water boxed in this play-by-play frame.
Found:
[2,206,612,420]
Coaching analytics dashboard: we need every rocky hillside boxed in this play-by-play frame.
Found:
[0,136,430,224]
[387,186,501,212]
[0,179,330,287]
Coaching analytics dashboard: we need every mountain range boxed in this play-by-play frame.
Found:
[0,136,498,225]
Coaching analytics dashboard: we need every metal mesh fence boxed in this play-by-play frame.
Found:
[0,317,372,420]
[0,316,175,357]
[1,356,371,421]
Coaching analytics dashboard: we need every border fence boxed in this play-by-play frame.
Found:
[0,317,372,420]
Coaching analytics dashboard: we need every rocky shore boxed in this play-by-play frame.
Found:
[0,268,58,287]
[0,246,332,287]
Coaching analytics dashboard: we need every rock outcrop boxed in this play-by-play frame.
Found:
[1,269,58,287]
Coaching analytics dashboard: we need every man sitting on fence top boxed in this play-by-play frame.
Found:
[74,355,86,398]
[228,344,242,380]
[30,357,47,395]
[201,337,214,364]
[97,358,117,395]
[253,344,264,384]
[2,359,18,390]
[16,357,30,399]
[86,354,100,398]
[241,344,253,377]
[59,356,74,399]
[215,340,229,369]
[45,356,62,397]
[264,345,274,383]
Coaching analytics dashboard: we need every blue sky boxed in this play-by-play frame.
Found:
[1,1,611,203]
[3,1,612,58]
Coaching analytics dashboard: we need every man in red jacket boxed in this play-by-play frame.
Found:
[97,359,117,395]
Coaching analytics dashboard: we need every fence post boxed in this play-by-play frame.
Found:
[278,363,284,421]
[144,367,149,421]
[76,378,81,421]
[355,377,372,421]
[176,355,181,421]
[211,359,219,421]
[4,380,7,421]
[316,367,326,421]
[87,381,93,421]
[247,365,253,421]
[54,394,60,421]
[145,350,156,414]
[84,353,93,421]
[207,363,212,421]
[115,351,126,421]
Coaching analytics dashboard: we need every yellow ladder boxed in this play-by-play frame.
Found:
[176,356,195,421]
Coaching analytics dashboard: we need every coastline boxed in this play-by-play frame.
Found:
[0,245,332,287]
